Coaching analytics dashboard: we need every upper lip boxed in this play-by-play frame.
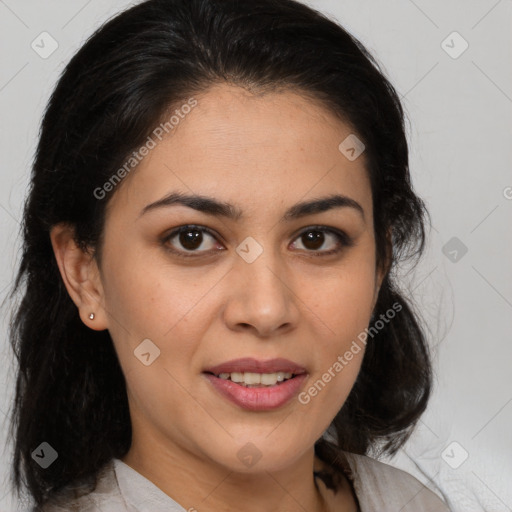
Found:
[204,357,307,375]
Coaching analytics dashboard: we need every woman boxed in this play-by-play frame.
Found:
[8,0,451,510]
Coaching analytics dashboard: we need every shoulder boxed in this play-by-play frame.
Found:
[37,460,130,512]
[341,452,451,512]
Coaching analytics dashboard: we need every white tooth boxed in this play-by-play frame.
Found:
[228,372,294,385]
[230,372,244,383]
[243,372,261,385]
[218,373,230,380]
[260,373,278,385]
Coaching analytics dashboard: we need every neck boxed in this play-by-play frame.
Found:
[121,439,335,512]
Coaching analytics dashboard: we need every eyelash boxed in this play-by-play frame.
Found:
[160,224,354,259]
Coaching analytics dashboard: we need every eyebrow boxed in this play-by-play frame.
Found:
[138,191,365,222]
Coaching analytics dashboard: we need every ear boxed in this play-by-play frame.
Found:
[49,222,108,331]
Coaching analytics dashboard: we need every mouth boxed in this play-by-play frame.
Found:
[202,358,308,411]
[203,370,303,388]
[203,357,307,386]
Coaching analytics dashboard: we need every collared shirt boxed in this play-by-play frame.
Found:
[34,453,451,511]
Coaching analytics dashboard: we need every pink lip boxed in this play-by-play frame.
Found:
[203,372,308,411]
[204,357,307,375]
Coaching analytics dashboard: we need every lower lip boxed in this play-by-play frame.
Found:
[203,373,308,411]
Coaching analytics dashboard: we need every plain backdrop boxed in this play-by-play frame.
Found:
[0,1,511,511]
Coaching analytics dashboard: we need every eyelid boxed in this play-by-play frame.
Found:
[160,225,222,257]
[290,225,354,256]
[161,224,353,258]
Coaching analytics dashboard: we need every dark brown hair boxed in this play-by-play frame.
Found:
[7,0,431,508]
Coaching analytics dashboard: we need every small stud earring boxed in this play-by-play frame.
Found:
[89,313,95,320]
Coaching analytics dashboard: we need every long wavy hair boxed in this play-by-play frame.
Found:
[6,0,432,508]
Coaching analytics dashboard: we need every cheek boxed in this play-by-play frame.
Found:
[122,361,203,448]
[301,250,375,410]
[98,256,187,381]
[311,253,376,335]
[100,245,187,337]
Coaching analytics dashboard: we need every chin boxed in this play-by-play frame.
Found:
[206,435,313,474]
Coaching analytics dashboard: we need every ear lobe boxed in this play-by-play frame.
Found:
[49,222,108,331]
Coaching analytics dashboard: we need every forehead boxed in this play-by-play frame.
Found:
[105,84,372,223]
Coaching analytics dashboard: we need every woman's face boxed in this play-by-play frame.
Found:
[94,84,383,473]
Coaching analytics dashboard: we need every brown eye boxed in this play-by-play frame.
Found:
[161,224,353,259]
[162,225,221,256]
[291,227,353,256]
[301,230,325,250]
[177,228,204,250]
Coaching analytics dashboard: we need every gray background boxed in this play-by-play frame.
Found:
[1,1,511,510]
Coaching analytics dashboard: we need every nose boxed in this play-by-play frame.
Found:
[222,246,301,338]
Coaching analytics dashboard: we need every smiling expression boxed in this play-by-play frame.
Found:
[91,83,384,472]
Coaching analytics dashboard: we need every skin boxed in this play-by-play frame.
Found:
[51,83,388,512]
